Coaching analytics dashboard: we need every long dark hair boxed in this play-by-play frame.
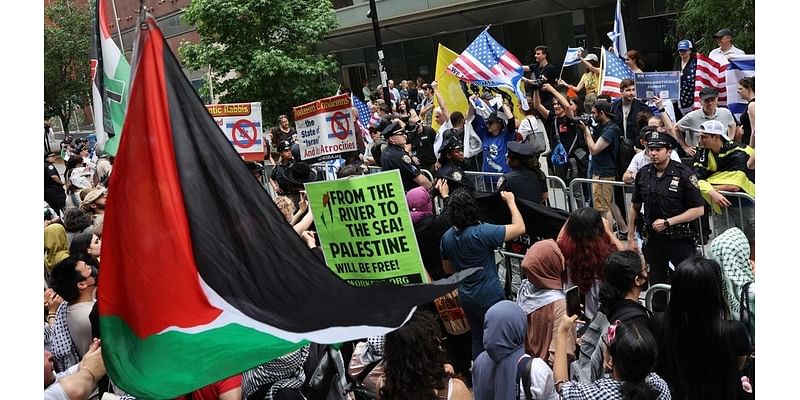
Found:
[610,322,660,400]
[446,187,480,229]
[380,310,448,400]
[657,256,740,400]
[69,232,100,269]
[599,250,642,314]
[557,208,616,294]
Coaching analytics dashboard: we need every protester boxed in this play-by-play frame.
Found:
[270,115,297,155]
[472,301,559,400]
[707,227,755,322]
[693,120,756,256]
[674,87,736,156]
[624,49,645,73]
[559,51,600,99]
[80,188,107,221]
[656,256,751,400]
[736,76,755,147]
[69,232,101,271]
[557,207,623,321]
[242,346,310,400]
[50,257,98,357]
[580,100,623,228]
[599,251,653,333]
[379,310,471,400]
[674,39,697,116]
[45,338,106,400]
[441,189,525,359]
[516,240,574,365]
[553,316,670,399]
[523,45,558,108]
[709,28,745,65]
[45,224,71,273]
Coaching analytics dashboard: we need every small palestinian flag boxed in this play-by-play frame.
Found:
[98,14,475,399]
[90,0,130,155]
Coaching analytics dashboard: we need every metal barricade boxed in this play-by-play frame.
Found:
[642,283,671,313]
[464,171,504,193]
[568,178,634,221]
[420,169,434,183]
[366,166,383,174]
[709,191,755,242]
[545,175,571,212]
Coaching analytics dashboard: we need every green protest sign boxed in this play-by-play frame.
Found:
[305,170,428,287]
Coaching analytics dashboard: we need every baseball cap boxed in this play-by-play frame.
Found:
[486,112,504,125]
[646,131,677,149]
[81,188,107,207]
[699,87,718,101]
[381,121,405,139]
[593,100,614,118]
[584,53,598,63]
[713,29,733,38]
[677,40,693,51]
[699,120,729,141]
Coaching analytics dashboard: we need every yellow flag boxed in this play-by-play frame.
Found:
[433,43,526,131]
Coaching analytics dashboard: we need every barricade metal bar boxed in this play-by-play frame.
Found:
[643,283,671,313]
[711,190,755,243]
[545,175,571,212]
[568,178,633,218]
[464,171,504,193]
[421,169,434,183]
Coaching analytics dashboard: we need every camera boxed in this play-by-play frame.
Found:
[571,114,594,126]
[529,77,546,91]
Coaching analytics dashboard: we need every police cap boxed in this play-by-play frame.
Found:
[381,122,405,139]
[507,141,534,157]
[440,137,464,154]
[646,131,678,149]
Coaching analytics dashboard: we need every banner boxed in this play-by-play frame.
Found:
[634,71,680,100]
[305,170,427,287]
[206,102,264,161]
[293,94,358,161]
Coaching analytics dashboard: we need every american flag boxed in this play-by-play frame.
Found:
[693,53,728,109]
[352,95,372,128]
[600,47,634,98]
[447,28,528,110]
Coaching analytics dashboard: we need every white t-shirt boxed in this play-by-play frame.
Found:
[434,120,453,158]
[709,45,745,65]
[517,116,544,141]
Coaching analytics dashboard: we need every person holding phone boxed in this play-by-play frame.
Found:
[516,239,575,366]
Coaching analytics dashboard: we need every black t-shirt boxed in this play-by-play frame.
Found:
[270,127,296,149]
[409,126,437,167]
[529,62,558,104]
[544,112,582,155]
[632,160,705,226]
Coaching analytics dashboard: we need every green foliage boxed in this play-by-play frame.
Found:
[180,0,340,124]
[666,0,755,54]
[44,0,93,134]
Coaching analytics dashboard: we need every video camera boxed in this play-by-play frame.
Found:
[571,114,594,126]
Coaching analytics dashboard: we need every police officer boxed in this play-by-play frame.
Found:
[436,136,473,190]
[627,130,705,311]
[380,121,432,191]
[269,140,294,195]
[497,142,548,205]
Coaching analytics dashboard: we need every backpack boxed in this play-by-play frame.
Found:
[516,355,534,400]
[612,123,635,180]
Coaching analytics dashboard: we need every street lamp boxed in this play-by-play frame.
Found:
[367,0,391,102]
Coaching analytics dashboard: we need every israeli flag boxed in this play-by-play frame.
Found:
[725,55,756,117]
[563,47,584,67]
[607,0,628,58]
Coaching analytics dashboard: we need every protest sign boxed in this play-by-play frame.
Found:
[293,94,358,161]
[635,71,680,100]
[206,102,264,161]
[305,170,427,287]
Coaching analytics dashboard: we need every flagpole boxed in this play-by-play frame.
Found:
[110,0,125,52]
[207,64,215,104]
[558,64,565,82]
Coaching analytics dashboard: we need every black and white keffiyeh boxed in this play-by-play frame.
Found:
[242,345,310,400]
[50,302,80,372]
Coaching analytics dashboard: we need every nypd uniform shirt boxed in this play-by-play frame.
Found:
[632,159,704,224]
[381,144,421,191]
[45,161,62,192]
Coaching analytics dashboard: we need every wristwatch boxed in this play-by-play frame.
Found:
[664,219,670,227]
[659,107,666,112]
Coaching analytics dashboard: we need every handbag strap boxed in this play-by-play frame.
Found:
[566,133,578,156]
[516,355,534,400]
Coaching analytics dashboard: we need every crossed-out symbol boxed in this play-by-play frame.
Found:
[329,111,350,140]
[230,119,259,148]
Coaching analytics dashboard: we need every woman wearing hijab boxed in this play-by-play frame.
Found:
[516,240,575,366]
[473,301,559,400]
[45,224,70,281]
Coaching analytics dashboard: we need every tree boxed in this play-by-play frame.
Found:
[44,0,92,135]
[180,0,340,125]
[667,0,755,54]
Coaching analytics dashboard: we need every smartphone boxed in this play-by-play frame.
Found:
[566,286,583,319]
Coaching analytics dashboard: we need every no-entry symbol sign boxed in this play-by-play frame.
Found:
[329,111,350,140]
[231,119,258,148]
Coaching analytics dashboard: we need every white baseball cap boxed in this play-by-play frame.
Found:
[699,120,729,141]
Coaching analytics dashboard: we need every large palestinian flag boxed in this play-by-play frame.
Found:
[98,15,475,399]
[91,0,130,155]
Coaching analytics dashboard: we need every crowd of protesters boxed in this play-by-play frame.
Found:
[44,26,754,400]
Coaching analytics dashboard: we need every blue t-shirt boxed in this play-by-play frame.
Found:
[591,122,619,177]
[440,223,506,308]
[473,115,516,173]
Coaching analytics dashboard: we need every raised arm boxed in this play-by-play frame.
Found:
[500,191,526,240]
[432,81,449,121]
[532,88,550,119]
[543,83,574,118]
